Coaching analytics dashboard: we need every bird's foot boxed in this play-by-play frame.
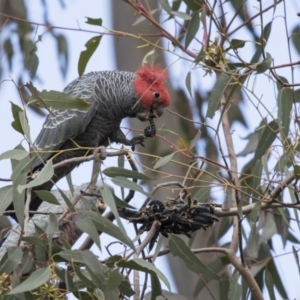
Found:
[129,134,147,151]
[93,146,107,160]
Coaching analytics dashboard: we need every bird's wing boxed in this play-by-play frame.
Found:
[31,72,101,169]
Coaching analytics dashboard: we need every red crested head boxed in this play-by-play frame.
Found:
[133,66,171,114]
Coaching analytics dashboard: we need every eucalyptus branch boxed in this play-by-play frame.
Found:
[52,149,127,170]
[220,92,242,257]
[23,188,32,237]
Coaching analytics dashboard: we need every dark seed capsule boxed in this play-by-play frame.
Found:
[144,118,156,137]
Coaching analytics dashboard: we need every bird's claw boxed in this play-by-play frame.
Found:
[130,134,147,151]
[93,146,107,160]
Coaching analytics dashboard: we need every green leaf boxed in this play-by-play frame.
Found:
[76,216,101,249]
[117,258,170,291]
[265,268,276,300]
[291,25,300,55]
[8,266,51,294]
[57,250,84,263]
[251,22,272,64]
[26,45,39,77]
[103,167,152,180]
[185,72,192,98]
[0,149,29,161]
[3,38,13,70]
[73,266,98,289]
[267,260,288,299]
[277,87,293,140]
[0,185,13,214]
[183,0,202,11]
[185,12,200,48]
[206,72,232,119]
[119,279,135,297]
[171,11,192,20]
[58,188,76,212]
[169,235,220,280]
[150,273,162,300]
[106,269,123,294]
[46,213,59,235]
[0,247,22,274]
[294,165,300,180]
[153,152,175,169]
[55,266,76,292]
[251,159,262,201]
[10,102,24,135]
[33,190,60,205]
[101,184,128,235]
[85,17,103,26]
[253,120,279,161]
[18,160,54,193]
[228,272,242,300]
[159,0,172,13]
[229,39,246,50]
[28,88,91,110]
[86,211,135,250]
[78,35,102,77]
[111,176,148,196]
[256,52,272,74]
[82,250,104,278]
[19,110,31,143]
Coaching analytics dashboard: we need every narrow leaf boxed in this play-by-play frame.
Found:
[8,266,51,294]
[169,235,220,280]
[256,52,272,74]
[85,17,102,26]
[33,190,60,205]
[228,272,242,300]
[206,73,232,119]
[46,213,59,235]
[253,120,279,161]
[229,39,246,50]
[82,250,104,278]
[119,258,170,291]
[78,35,102,77]
[10,102,24,135]
[112,176,148,196]
[86,211,135,250]
[185,72,192,98]
[0,185,13,214]
[153,152,175,169]
[185,12,200,48]
[28,88,91,110]
[103,167,152,180]
[119,280,135,297]
[171,11,191,20]
[265,268,276,300]
[76,216,101,249]
[277,87,293,140]
[159,0,172,13]
[18,160,54,192]
[0,247,22,274]
[106,269,123,294]
[18,110,31,143]
[0,149,29,161]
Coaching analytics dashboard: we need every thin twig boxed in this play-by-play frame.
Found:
[23,188,32,237]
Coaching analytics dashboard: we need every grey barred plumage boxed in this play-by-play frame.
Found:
[6,66,171,219]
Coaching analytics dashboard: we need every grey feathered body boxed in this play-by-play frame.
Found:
[8,71,147,217]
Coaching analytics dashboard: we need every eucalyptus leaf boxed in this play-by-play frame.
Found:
[18,160,54,193]
[78,35,102,77]
[8,266,51,294]
[153,152,175,169]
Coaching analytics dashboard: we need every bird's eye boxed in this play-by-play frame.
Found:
[153,92,160,99]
